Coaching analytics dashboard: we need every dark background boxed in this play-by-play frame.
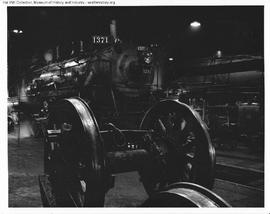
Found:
[8,6,264,58]
[7,6,264,91]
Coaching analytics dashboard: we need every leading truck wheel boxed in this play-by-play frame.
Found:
[45,97,106,207]
[139,99,215,196]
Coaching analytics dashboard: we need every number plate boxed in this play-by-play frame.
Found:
[92,35,109,44]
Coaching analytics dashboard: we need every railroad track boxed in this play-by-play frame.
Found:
[215,155,264,190]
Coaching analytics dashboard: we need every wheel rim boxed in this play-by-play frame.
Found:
[46,97,106,207]
[142,182,230,207]
[139,99,215,195]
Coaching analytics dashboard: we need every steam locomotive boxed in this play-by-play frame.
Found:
[23,36,166,122]
[15,30,263,151]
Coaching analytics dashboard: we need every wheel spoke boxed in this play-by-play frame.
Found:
[139,99,215,194]
[67,191,79,207]
[182,132,195,151]
[157,118,167,134]
[185,153,194,162]
[181,153,195,181]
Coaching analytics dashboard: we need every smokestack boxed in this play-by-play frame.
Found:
[79,40,84,53]
[110,20,117,39]
[56,45,60,61]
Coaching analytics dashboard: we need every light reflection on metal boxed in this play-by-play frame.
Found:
[40,72,54,79]
[144,52,153,64]
[144,57,151,64]
[52,75,59,80]
[64,61,78,68]
[78,58,88,64]
[64,72,73,77]
[150,43,159,48]
[26,85,31,91]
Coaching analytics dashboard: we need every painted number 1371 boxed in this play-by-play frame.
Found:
[92,36,109,44]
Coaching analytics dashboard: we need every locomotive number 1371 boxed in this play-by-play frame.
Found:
[92,36,109,44]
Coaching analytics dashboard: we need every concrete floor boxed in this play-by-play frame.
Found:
[9,135,43,207]
[8,125,264,207]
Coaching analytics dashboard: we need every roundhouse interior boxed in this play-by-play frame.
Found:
[7,6,264,207]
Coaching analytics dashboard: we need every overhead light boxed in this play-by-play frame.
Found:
[216,50,222,58]
[12,29,23,34]
[190,21,201,29]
